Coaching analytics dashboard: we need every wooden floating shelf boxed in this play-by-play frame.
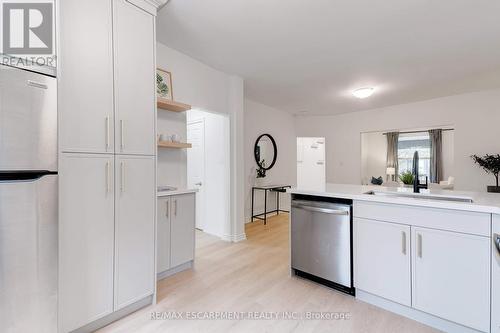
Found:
[157,98,191,112]
[158,141,192,149]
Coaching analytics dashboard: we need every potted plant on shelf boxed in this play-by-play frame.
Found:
[471,154,500,193]
[399,171,414,186]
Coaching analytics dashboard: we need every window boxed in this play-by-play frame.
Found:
[397,133,430,177]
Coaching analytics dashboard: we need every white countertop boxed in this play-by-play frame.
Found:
[289,183,500,214]
[157,188,198,197]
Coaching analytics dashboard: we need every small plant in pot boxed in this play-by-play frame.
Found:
[471,154,500,193]
[399,171,414,185]
[256,160,266,179]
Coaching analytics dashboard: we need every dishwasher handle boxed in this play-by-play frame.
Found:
[495,234,500,254]
[292,203,349,215]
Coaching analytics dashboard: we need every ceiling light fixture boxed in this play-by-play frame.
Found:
[352,87,375,99]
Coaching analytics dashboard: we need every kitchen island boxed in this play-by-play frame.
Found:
[289,184,500,333]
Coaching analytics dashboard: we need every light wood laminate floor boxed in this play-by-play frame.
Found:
[98,214,439,333]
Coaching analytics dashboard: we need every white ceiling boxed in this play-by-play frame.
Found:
[156,0,500,115]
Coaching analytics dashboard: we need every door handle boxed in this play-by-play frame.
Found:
[195,182,202,186]
[174,200,178,216]
[120,120,125,151]
[105,116,111,150]
[27,80,48,89]
[402,231,407,255]
[292,204,348,215]
[120,162,125,193]
[105,162,111,194]
[495,234,500,254]
[316,161,324,165]
[166,201,169,218]
[417,233,423,258]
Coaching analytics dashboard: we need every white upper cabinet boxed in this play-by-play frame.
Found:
[59,154,115,332]
[354,218,411,306]
[59,0,114,154]
[114,155,156,310]
[412,227,490,333]
[113,0,156,156]
[171,194,196,268]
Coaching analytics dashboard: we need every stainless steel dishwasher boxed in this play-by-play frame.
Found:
[291,197,354,295]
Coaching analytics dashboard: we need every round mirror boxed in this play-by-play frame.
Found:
[254,134,277,170]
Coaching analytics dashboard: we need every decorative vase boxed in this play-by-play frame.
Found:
[255,177,267,187]
[487,186,500,193]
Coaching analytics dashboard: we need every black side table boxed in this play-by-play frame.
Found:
[251,184,292,225]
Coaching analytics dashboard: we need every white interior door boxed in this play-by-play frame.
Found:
[187,120,205,230]
[297,137,326,189]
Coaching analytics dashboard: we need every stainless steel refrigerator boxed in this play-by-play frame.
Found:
[0,64,58,332]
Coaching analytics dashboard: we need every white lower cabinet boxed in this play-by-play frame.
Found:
[157,197,171,273]
[354,218,411,306]
[171,194,196,267]
[59,154,115,332]
[114,155,155,310]
[60,154,155,332]
[157,193,196,274]
[412,227,491,333]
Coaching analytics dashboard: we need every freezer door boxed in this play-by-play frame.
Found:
[0,65,57,171]
[0,175,58,333]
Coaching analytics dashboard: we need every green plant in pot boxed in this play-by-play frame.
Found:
[471,154,500,193]
[399,171,414,185]
[256,160,266,178]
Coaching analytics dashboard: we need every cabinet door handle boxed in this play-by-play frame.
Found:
[120,120,125,151]
[105,116,110,150]
[120,162,125,193]
[417,233,423,258]
[402,231,407,255]
[174,200,177,216]
[105,162,111,194]
[166,201,169,218]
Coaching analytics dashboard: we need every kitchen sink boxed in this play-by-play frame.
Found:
[364,191,474,203]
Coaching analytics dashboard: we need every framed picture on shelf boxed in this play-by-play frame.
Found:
[156,68,173,101]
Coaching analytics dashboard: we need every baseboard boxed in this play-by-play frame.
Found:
[356,290,485,333]
[221,232,247,242]
[157,261,193,281]
[70,295,153,333]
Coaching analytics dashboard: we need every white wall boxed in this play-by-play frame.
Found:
[244,99,297,222]
[187,109,230,238]
[156,42,246,241]
[296,89,500,192]
[361,132,387,184]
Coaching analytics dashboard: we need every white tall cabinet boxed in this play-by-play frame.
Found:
[58,0,159,332]
[59,0,115,154]
[59,154,115,331]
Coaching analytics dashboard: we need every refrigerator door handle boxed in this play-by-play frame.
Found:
[27,80,48,89]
